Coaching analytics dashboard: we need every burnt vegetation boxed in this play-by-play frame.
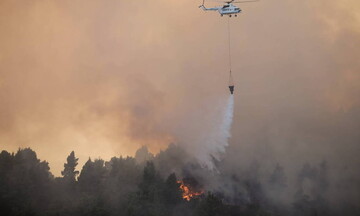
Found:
[0,146,359,216]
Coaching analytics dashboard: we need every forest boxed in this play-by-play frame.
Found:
[0,146,359,216]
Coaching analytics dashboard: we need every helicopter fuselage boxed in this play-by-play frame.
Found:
[219,4,241,15]
[200,3,241,17]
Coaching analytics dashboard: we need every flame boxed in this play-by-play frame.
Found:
[177,180,203,201]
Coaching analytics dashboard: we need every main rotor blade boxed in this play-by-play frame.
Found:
[232,0,259,3]
[205,0,259,3]
[206,0,229,2]
[206,0,233,3]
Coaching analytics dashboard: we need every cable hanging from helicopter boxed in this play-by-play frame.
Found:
[228,17,234,94]
[199,0,259,94]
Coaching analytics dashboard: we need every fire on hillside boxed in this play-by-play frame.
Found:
[177,179,204,201]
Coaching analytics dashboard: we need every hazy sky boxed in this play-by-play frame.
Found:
[1,0,359,177]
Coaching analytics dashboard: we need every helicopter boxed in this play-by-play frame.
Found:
[199,0,259,17]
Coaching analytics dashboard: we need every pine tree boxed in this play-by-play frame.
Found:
[61,151,79,183]
[164,173,182,205]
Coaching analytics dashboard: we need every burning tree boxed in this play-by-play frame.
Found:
[177,177,204,201]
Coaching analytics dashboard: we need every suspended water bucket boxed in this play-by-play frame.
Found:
[229,70,234,94]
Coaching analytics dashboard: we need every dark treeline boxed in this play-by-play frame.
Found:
[0,146,359,216]
[0,147,223,216]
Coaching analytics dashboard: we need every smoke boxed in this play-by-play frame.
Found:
[0,3,359,209]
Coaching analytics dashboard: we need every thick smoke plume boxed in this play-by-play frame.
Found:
[0,0,359,210]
